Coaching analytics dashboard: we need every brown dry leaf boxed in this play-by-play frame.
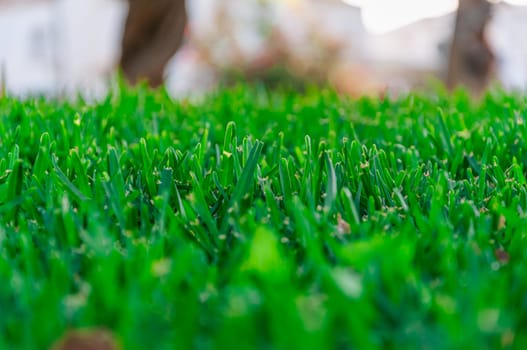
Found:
[337,213,351,235]
[51,328,120,350]
[501,329,515,347]
[498,215,506,230]
[494,248,510,265]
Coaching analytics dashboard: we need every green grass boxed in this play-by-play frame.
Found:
[1,84,527,349]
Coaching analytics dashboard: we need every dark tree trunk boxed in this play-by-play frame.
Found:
[119,0,187,87]
[447,0,494,94]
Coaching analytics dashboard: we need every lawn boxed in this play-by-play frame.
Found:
[1,84,527,349]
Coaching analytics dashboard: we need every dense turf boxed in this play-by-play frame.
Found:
[1,85,527,349]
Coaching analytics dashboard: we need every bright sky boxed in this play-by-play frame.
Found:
[342,0,527,34]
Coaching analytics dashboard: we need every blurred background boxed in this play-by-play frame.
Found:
[1,0,527,98]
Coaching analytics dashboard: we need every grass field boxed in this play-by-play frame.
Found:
[1,84,527,349]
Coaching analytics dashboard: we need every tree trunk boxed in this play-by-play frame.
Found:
[447,0,494,94]
[119,0,187,87]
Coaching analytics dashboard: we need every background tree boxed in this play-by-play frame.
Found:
[447,0,494,94]
[119,0,187,87]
